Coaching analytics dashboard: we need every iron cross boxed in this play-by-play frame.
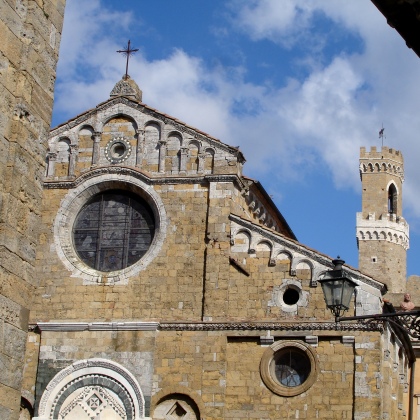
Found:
[117,40,139,79]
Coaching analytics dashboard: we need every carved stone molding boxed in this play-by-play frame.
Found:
[229,214,385,292]
[50,96,242,160]
[34,358,146,420]
[158,321,383,333]
[32,321,383,333]
[35,321,159,332]
[44,167,246,191]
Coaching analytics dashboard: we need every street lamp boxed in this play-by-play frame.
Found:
[319,257,420,340]
[318,257,357,321]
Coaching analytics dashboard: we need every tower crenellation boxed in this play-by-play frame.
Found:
[357,145,409,293]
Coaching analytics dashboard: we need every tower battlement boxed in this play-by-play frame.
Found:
[360,146,403,163]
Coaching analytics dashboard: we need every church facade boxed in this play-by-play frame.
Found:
[2,2,420,419]
[17,76,412,419]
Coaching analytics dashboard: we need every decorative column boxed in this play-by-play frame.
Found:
[197,152,206,174]
[135,128,144,168]
[46,152,57,177]
[68,144,78,177]
[158,140,167,173]
[92,131,102,166]
[179,146,188,174]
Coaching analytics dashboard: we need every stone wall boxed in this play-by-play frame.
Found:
[28,326,410,419]
[0,0,65,418]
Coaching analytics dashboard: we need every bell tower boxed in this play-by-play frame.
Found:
[356,146,409,293]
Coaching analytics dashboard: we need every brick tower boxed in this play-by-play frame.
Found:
[356,146,409,293]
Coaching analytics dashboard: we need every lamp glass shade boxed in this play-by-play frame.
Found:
[319,276,357,315]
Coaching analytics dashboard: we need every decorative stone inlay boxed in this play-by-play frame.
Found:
[32,321,383,333]
[34,358,146,420]
[105,136,132,164]
[50,97,243,161]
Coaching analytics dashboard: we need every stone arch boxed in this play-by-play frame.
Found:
[35,358,145,420]
[256,240,272,254]
[78,125,95,150]
[293,259,313,280]
[55,137,71,177]
[187,140,200,173]
[204,147,215,174]
[100,110,139,132]
[102,115,137,144]
[382,163,387,172]
[359,231,365,240]
[20,397,33,420]
[380,231,386,240]
[144,122,161,171]
[375,163,380,172]
[166,131,182,174]
[152,388,203,420]
[368,163,374,172]
[231,229,251,253]
[276,250,292,261]
[276,251,292,272]
[387,181,398,214]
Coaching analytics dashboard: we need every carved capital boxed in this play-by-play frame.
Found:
[47,152,58,161]
[92,131,102,142]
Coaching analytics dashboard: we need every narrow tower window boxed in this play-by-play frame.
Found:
[388,184,397,214]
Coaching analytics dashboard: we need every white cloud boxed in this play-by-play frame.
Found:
[54,0,420,222]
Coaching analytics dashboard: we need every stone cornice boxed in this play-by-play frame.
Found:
[43,167,246,190]
[35,322,159,332]
[159,322,383,332]
[31,321,383,333]
[356,212,409,250]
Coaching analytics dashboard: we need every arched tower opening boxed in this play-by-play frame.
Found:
[388,183,397,214]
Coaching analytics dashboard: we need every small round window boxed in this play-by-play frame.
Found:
[271,347,311,387]
[260,341,318,397]
[73,190,155,272]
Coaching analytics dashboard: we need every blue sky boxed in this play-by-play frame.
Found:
[52,0,420,277]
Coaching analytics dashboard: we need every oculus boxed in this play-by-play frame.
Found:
[260,341,318,397]
[73,190,155,272]
[105,136,132,164]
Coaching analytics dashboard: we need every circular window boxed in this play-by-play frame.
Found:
[110,142,126,158]
[282,288,300,305]
[260,341,318,397]
[73,190,155,272]
[105,137,132,164]
[271,347,311,387]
